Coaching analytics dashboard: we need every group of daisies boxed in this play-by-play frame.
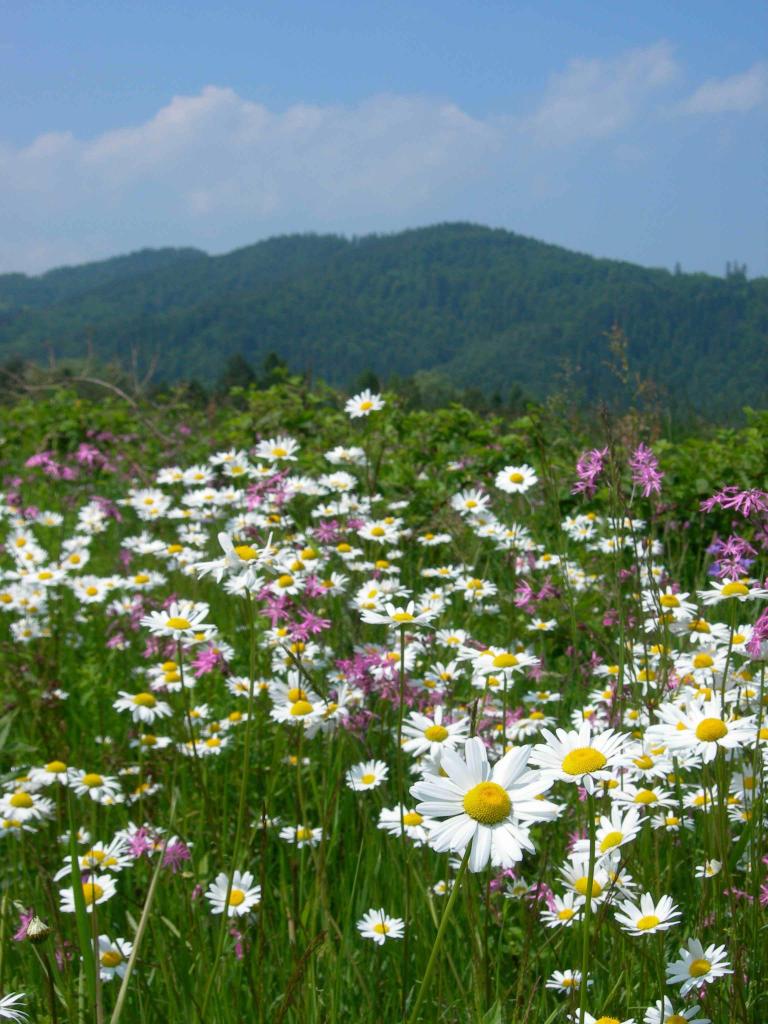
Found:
[0,389,765,1023]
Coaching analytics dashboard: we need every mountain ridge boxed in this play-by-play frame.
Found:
[0,223,765,417]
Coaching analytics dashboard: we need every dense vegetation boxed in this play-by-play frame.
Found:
[1,224,766,421]
[0,381,767,1023]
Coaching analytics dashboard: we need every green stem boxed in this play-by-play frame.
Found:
[578,791,596,1024]
[407,845,471,1024]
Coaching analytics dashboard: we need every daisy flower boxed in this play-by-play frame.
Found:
[495,464,538,494]
[572,1013,635,1024]
[278,825,323,848]
[345,390,385,418]
[140,601,213,638]
[205,871,261,917]
[643,998,710,1024]
[411,735,558,872]
[59,873,117,913]
[98,935,133,981]
[402,705,470,758]
[356,908,403,945]
[254,435,299,462]
[0,993,28,1022]
[539,892,582,928]
[545,969,590,993]
[697,579,768,605]
[694,859,722,879]
[377,806,434,844]
[66,770,122,804]
[346,760,389,791]
[360,600,435,627]
[666,938,732,996]
[668,700,754,763]
[530,724,628,794]
[614,892,680,935]
[112,692,173,724]
[572,807,643,859]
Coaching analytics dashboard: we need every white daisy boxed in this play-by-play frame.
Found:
[356,908,403,944]
[410,736,558,872]
[665,937,732,996]
[205,870,261,917]
[614,892,680,935]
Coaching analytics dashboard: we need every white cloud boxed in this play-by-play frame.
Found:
[0,87,500,272]
[524,41,679,146]
[677,61,768,115]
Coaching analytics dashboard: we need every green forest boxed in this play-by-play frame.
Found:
[0,223,765,421]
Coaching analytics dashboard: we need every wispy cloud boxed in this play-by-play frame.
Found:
[0,87,499,272]
[676,61,768,115]
[523,41,679,146]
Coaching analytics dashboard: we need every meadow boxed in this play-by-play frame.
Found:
[0,379,766,1023]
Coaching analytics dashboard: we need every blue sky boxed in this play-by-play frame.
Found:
[1,0,766,275]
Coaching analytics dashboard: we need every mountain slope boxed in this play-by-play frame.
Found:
[0,224,765,416]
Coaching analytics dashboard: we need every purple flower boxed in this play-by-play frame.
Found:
[127,827,154,859]
[12,908,34,942]
[572,448,608,498]
[701,487,768,517]
[628,443,664,497]
[192,647,225,678]
[162,838,191,873]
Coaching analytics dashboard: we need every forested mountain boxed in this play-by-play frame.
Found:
[0,224,765,417]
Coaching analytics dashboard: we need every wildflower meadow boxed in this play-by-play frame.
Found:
[0,381,766,1023]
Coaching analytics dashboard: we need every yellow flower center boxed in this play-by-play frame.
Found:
[693,653,714,669]
[296,827,313,841]
[370,526,386,537]
[141,735,157,746]
[463,781,511,825]
[234,545,258,561]
[403,812,423,826]
[228,888,245,906]
[82,773,103,787]
[287,687,307,702]
[636,914,660,930]
[492,653,519,668]
[574,877,603,898]
[82,882,104,905]
[205,737,221,748]
[373,921,389,934]
[665,816,680,826]
[46,760,67,773]
[558,908,575,920]
[594,1018,620,1024]
[10,792,33,809]
[509,472,524,483]
[86,586,99,596]
[688,958,711,978]
[599,831,623,853]
[277,575,294,588]
[633,755,654,770]
[666,1016,688,1024]
[272,447,288,457]
[100,950,123,968]
[424,724,449,742]
[634,789,658,804]
[133,693,156,707]
[561,747,607,776]
[529,711,545,720]
[391,611,414,622]
[166,617,191,630]
[721,581,748,596]
[695,718,728,742]
[290,700,313,717]
[660,594,680,607]
[360,773,376,785]
[167,544,183,554]
[337,542,352,552]
[134,574,150,585]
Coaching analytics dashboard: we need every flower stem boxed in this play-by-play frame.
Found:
[407,844,471,1024]
[578,790,596,1024]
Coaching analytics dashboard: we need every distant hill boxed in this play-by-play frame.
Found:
[0,224,765,417]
